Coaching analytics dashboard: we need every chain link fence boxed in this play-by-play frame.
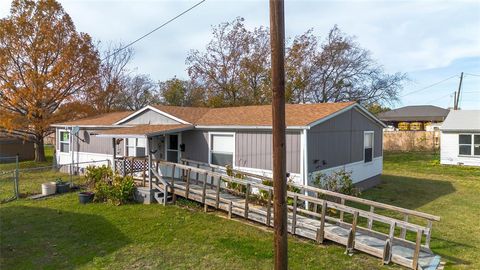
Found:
[0,159,110,203]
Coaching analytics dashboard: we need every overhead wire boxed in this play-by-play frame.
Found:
[102,0,206,61]
[400,74,458,97]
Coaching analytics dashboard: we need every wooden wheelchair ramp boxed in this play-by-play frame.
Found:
[133,158,442,270]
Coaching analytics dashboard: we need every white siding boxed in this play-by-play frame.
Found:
[308,156,383,185]
[440,132,480,166]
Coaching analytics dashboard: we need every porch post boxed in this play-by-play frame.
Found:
[112,138,116,173]
[147,136,152,190]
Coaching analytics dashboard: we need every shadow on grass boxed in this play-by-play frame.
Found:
[0,206,130,269]
[361,174,456,210]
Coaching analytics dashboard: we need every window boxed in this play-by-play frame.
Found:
[210,134,234,166]
[364,131,374,163]
[459,134,480,156]
[126,138,146,157]
[167,134,179,163]
[59,131,70,153]
[475,135,480,156]
[459,135,472,155]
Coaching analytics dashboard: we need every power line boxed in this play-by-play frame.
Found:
[401,74,458,97]
[464,73,480,77]
[102,0,206,61]
[425,92,453,104]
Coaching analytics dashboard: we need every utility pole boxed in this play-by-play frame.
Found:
[269,0,288,269]
[454,72,464,110]
[453,91,457,109]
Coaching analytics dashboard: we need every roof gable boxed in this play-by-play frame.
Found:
[120,108,183,125]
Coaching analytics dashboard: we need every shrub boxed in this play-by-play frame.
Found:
[311,169,359,197]
[224,165,247,194]
[260,177,301,206]
[84,166,135,205]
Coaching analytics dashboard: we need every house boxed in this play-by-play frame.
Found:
[378,105,449,131]
[51,102,386,189]
[440,110,480,167]
[0,136,35,161]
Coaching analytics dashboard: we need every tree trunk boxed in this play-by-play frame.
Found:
[34,137,46,162]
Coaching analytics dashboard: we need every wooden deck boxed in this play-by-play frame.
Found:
[127,158,442,270]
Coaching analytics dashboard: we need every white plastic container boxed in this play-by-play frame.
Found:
[42,183,56,196]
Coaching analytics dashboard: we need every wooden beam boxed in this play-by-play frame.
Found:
[412,229,423,269]
[425,220,433,248]
[368,206,375,229]
[244,183,251,219]
[267,189,273,227]
[401,214,408,239]
[347,211,359,253]
[317,201,327,243]
[215,176,221,209]
[202,172,207,204]
[196,163,200,184]
[185,168,191,199]
[291,195,298,234]
[340,198,345,221]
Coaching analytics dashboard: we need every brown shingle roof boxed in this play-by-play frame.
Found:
[195,102,355,126]
[95,124,192,136]
[151,105,210,123]
[54,111,133,126]
[53,102,357,128]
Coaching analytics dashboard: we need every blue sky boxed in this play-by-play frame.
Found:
[1,0,479,109]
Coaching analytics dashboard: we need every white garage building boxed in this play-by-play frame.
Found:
[440,110,480,167]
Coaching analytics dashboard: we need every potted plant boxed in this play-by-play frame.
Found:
[78,191,95,204]
[55,178,70,193]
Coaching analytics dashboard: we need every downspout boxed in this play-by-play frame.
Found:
[302,128,309,187]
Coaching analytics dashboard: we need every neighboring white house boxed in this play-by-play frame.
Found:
[440,110,480,166]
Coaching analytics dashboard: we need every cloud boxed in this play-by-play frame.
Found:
[1,0,479,108]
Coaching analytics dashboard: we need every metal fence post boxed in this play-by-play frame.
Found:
[14,154,19,199]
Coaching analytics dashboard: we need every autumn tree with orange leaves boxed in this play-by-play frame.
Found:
[0,0,99,161]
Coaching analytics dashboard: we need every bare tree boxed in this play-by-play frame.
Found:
[88,42,133,112]
[311,26,405,106]
[186,19,406,107]
[285,29,317,103]
[186,17,251,107]
[118,74,160,110]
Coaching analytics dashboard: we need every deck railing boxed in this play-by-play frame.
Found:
[123,157,440,269]
[180,158,440,267]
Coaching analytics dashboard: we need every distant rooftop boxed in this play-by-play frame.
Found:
[440,110,480,132]
[378,105,449,122]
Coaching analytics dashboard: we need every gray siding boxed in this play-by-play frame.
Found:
[63,129,123,155]
[181,129,301,174]
[235,131,301,174]
[307,108,383,173]
[122,109,180,125]
[182,130,209,163]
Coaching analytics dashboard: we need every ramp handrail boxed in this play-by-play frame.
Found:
[181,158,440,221]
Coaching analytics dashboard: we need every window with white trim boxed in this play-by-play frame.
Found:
[167,134,179,163]
[210,134,234,166]
[59,131,70,153]
[459,134,480,156]
[126,138,146,157]
[364,131,374,163]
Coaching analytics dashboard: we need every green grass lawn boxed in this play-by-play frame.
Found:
[0,151,479,269]
[363,152,480,270]
[0,145,82,201]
